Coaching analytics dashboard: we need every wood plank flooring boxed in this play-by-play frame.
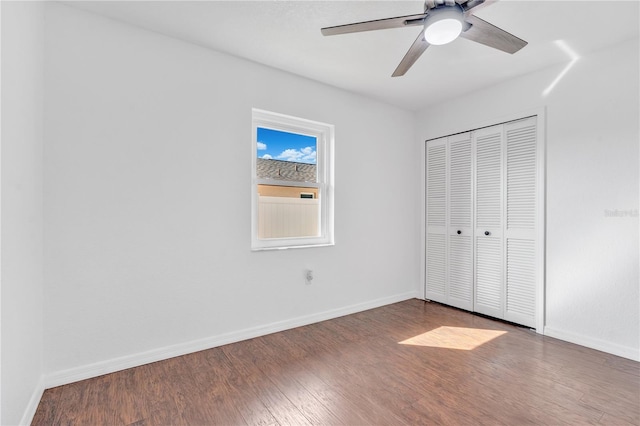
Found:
[32,299,640,425]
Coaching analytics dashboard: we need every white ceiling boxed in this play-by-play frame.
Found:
[64,0,640,111]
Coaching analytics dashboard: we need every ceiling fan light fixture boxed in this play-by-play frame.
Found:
[321,0,528,77]
[423,6,464,45]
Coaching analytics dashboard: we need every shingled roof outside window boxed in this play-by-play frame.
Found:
[256,158,317,183]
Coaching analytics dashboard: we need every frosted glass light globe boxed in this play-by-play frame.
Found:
[423,6,464,46]
[424,18,463,45]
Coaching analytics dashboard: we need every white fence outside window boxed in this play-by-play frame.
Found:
[258,196,320,239]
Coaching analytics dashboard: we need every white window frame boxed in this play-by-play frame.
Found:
[251,108,335,250]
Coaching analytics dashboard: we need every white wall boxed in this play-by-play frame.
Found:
[1,1,46,424]
[417,37,640,360]
[43,3,421,381]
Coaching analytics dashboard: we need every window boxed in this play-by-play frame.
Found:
[251,109,334,250]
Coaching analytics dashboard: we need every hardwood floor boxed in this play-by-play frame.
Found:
[32,299,640,425]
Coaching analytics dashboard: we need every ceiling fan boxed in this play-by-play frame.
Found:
[321,0,527,77]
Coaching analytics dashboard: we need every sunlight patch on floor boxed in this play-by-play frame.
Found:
[398,326,507,350]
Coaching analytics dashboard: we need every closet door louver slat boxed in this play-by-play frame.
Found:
[475,132,502,230]
[449,138,472,229]
[507,239,536,318]
[426,143,446,227]
[476,237,503,314]
[507,123,537,231]
[427,234,446,297]
[449,236,473,306]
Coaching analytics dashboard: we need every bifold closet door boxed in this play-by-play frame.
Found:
[425,133,473,310]
[473,118,538,328]
[425,138,447,304]
[447,133,473,311]
[474,124,504,320]
[503,117,537,327]
[426,117,539,328]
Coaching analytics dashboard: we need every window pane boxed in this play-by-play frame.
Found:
[257,127,317,182]
[256,127,319,240]
[257,185,320,239]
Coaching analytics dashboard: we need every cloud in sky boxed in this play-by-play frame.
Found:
[276,146,316,164]
[261,154,273,159]
[257,141,267,151]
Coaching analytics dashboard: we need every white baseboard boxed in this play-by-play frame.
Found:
[544,326,640,362]
[20,376,45,426]
[45,291,420,388]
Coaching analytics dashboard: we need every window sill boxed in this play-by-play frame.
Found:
[251,242,335,251]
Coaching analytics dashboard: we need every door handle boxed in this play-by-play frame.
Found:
[484,231,490,236]
[457,230,462,235]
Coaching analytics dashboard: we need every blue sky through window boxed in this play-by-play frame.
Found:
[257,127,317,164]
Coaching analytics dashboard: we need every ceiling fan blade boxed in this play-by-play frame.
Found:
[321,13,427,36]
[456,0,497,14]
[460,15,527,54]
[392,30,430,77]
